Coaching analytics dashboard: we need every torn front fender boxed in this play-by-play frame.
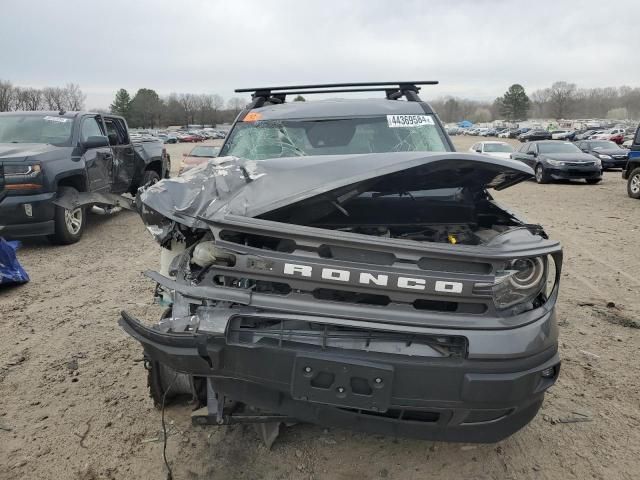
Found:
[52,190,134,211]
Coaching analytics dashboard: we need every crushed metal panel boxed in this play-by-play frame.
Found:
[138,152,533,228]
[53,190,134,210]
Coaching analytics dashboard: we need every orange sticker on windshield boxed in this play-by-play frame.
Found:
[243,112,262,122]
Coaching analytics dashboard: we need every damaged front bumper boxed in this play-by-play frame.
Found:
[120,307,559,443]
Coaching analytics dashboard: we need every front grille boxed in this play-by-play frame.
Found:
[227,316,468,358]
[565,161,595,167]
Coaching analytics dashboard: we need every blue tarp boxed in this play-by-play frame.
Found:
[458,120,473,128]
[0,237,29,285]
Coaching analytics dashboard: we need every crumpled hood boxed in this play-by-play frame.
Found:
[140,151,534,229]
[0,143,61,161]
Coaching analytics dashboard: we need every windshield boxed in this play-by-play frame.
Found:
[189,146,220,157]
[538,142,581,154]
[483,143,513,153]
[0,114,73,145]
[589,141,619,150]
[221,115,449,160]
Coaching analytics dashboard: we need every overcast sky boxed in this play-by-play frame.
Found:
[1,0,637,109]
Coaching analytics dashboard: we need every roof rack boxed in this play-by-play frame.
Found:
[236,81,439,108]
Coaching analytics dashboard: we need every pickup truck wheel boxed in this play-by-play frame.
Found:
[535,165,549,184]
[628,168,640,198]
[48,187,86,245]
[142,170,161,186]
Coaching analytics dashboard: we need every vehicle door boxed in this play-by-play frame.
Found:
[629,126,640,161]
[522,143,537,168]
[512,144,528,164]
[104,117,135,193]
[80,115,113,192]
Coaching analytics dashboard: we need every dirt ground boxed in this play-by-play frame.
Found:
[1,137,639,480]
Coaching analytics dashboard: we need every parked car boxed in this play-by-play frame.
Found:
[157,133,178,144]
[0,111,170,243]
[481,128,498,137]
[178,133,203,143]
[575,140,629,170]
[510,127,529,139]
[591,128,626,142]
[511,140,601,184]
[550,130,575,141]
[623,125,640,198]
[121,82,561,446]
[178,145,221,175]
[574,129,599,141]
[469,141,515,159]
[518,129,552,142]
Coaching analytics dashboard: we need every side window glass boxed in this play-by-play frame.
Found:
[105,120,124,145]
[634,127,640,145]
[81,117,104,143]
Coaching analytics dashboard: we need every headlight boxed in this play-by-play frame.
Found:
[546,159,565,166]
[492,257,547,309]
[4,164,41,176]
[598,154,612,159]
[593,158,602,167]
[4,163,43,191]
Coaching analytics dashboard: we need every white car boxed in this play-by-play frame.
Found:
[469,141,515,159]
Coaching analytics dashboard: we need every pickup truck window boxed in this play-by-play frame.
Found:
[221,116,448,160]
[81,117,105,142]
[0,114,73,146]
[104,118,128,145]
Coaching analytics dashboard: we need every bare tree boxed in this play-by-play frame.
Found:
[23,88,43,110]
[178,93,198,125]
[547,81,576,119]
[227,97,247,118]
[42,87,66,110]
[0,80,14,112]
[63,83,86,110]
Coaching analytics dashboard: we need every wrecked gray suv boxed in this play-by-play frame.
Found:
[120,83,562,444]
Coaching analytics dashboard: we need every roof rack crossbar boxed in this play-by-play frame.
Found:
[264,87,401,96]
[236,81,438,93]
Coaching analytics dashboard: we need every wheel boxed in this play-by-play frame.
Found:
[627,167,640,199]
[142,169,161,186]
[535,164,549,184]
[586,178,602,184]
[48,186,86,245]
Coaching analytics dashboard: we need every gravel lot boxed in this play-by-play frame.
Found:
[1,137,639,480]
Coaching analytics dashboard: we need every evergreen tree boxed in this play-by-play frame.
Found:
[496,84,530,120]
[110,88,131,119]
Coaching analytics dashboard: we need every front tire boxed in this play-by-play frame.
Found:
[48,186,86,245]
[535,164,549,184]
[627,167,640,198]
[142,169,161,186]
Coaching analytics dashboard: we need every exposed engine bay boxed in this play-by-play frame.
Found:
[120,151,562,446]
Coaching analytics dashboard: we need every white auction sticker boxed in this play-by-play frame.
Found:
[386,115,434,128]
[43,116,70,123]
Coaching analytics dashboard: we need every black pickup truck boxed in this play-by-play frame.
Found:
[0,111,170,244]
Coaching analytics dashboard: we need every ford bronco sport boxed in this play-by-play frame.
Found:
[120,82,562,444]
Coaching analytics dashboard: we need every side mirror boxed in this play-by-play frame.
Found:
[527,151,537,156]
[475,149,482,153]
[83,135,109,150]
[183,152,187,156]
